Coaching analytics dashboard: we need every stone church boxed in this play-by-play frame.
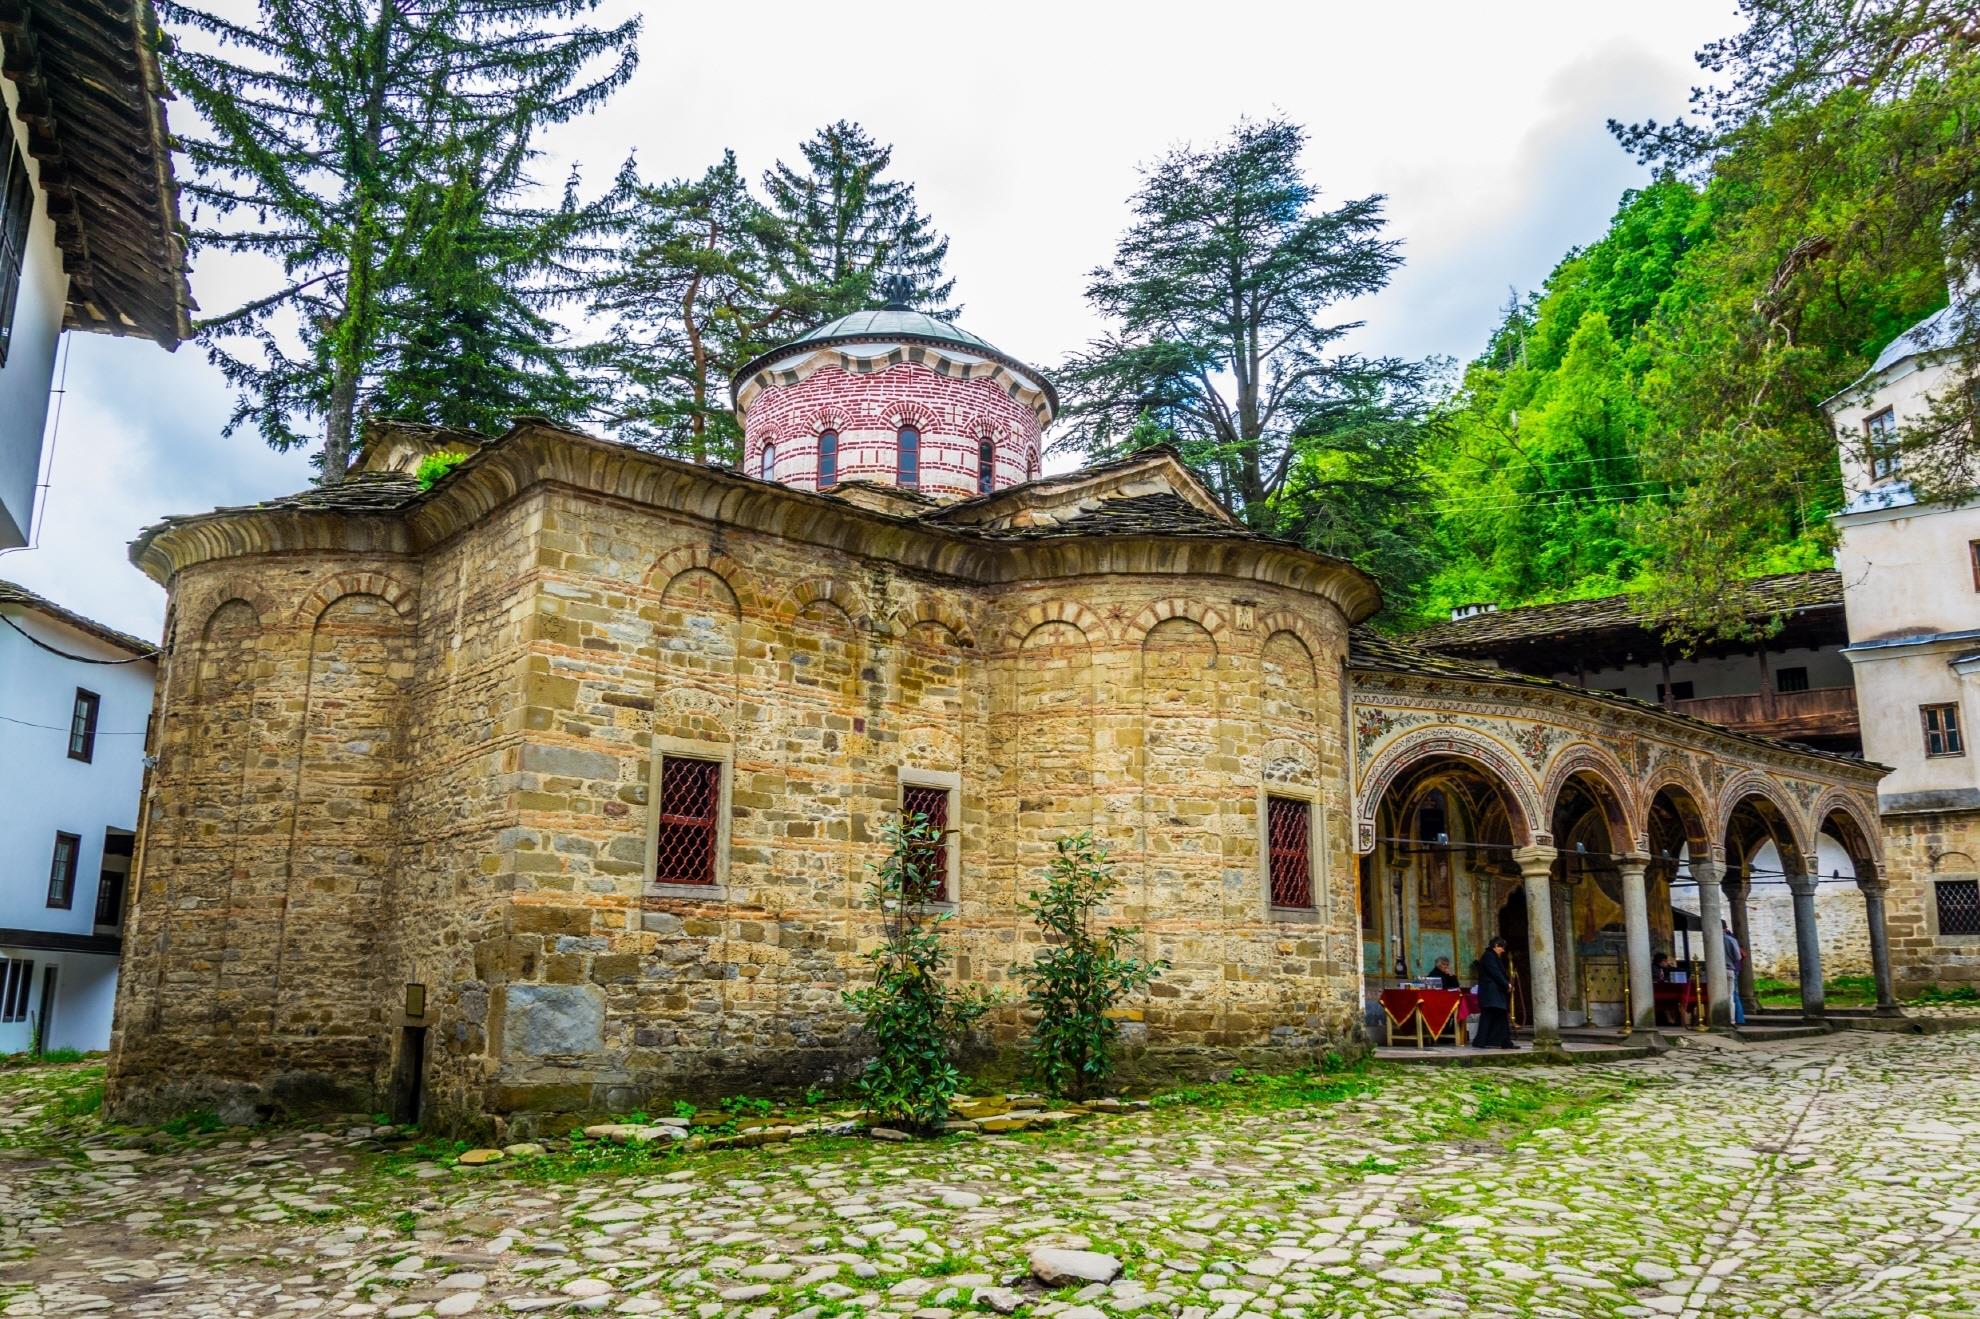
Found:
[105,297,1895,1131]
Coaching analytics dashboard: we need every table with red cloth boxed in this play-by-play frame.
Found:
[1379,987,1472,1047]
[1653,980,1705,1027]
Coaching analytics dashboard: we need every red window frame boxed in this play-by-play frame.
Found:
[897,427,920,489]
[1267,796,1313,909]
[655,756,722,884]
[977,438,995,493]
[900,783,950,903]
[1924,703,1965,758]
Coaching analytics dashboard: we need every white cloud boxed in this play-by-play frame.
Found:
[1,0,1734,638]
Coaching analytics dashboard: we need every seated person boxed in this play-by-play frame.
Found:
[1428,956,1461,989]
[1652,951,1673,984]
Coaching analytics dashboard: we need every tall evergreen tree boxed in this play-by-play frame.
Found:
[1054,117,1415,518]
[590,152,797,463]
[762,121,956,320]
[162,0,640,482]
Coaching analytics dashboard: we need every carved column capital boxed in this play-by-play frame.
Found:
[1510,845,1558,877]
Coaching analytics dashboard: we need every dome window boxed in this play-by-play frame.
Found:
[760,441,776,480]
[977,439,995,494]
[897,426,920,489]
[818,430,839,488]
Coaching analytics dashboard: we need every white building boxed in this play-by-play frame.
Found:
[0,581,155,1052]
[1826,299,1980,991]
[0,0,189,549]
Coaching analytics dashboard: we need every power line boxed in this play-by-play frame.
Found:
[0,712,147,736]
[0,612,155,665]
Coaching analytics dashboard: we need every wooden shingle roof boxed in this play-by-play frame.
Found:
[0,0,191,345]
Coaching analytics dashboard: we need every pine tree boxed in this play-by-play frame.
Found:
[762,121,956,320]
[162,0,640,482]
[1055,117,1416,518]
[590,152,796,464]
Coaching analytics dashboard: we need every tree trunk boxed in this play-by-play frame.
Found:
[324,365,358,485]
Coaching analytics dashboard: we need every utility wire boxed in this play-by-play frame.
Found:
[1,612,155,665]
[0,712,146,735]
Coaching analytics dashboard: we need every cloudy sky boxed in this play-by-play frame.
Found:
[2,0,1735,640]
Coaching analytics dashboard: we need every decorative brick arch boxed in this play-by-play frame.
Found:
[294,571,417,626]
[1003,599,1107,649]
[1716,770,1814,864]
[1355,725,1543,854]
[776,576,871,630]
[1540,742,1639,851]
[806,405,850,436]
[184,580,280,641]
[643,546,761,612]
[1810,787,1885,877]
[891,601,977,649]
[1253,609,1332,665]
[881,400,941,433]
[1124,597,1228,645]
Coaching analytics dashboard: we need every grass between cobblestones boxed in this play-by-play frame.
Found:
[4,1030,1978,1317]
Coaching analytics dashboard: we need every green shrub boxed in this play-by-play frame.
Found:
[1018,831,1165,1100]
[843,813,990,1133]
[1912,984,1980,1004]
[414,450,470,489]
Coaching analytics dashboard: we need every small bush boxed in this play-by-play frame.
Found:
[1912,983,1980,1004]
[843,813,990,1133]
[414,450,470,489]
[1018,831,1165,1100]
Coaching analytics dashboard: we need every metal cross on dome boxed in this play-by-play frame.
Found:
[878,274,914,309]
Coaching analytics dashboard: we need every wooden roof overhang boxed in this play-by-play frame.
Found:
[1444,605,1848,676]
[0,0,191,345]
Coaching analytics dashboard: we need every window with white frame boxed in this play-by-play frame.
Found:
[647,737,733,889]
[1866,407,1900,481]
[898,768,959,904]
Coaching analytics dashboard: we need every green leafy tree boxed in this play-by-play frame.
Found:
[590,152,797,463]
[763,121,956,320]
[162,0,639,481]
[1055,117,1415,519]
[1606,0,1977,629]
[844,814,989,1133]
[1018,832,1164,1101]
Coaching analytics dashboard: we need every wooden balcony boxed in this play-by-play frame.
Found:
[1671,686,1860,745]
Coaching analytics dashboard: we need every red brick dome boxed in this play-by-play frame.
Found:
[731,304,1054,501]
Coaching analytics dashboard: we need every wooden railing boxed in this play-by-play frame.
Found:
[1671,686,1859,741]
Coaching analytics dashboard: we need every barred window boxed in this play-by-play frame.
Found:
[1267,795,1314,909]
[46,832,79,909]
[1774,666,1809,694]
[0,959,29,1023]
[818,430,838,488]
[1924,703,1965,758]
[897,427,920,489]
[1937,880,1980,937]
[68,689,99,762]
[900,782,951,903]
[654,756,722,885]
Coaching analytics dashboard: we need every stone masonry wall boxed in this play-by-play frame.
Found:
[1880,808,1980,992]
[108,480,1366,1131]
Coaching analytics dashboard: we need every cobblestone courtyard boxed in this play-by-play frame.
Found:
[3,1028,1978,1318]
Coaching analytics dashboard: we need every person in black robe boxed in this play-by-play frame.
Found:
[1429,956,1461,989]
[1472,935,1516,1049]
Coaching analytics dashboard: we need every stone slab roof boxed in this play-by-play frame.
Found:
[1411,570,1843,654]
[0,577,155,656]
[0,0,191,345]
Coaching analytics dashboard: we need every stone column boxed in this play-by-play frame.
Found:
[1723,870,1758,1018]
[1513,846,1561,1047]
[1618,855,1655,1032]
[1860,878,1901,1016]
[1785,859,1826,1020]
[1693,859,1732,1029]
